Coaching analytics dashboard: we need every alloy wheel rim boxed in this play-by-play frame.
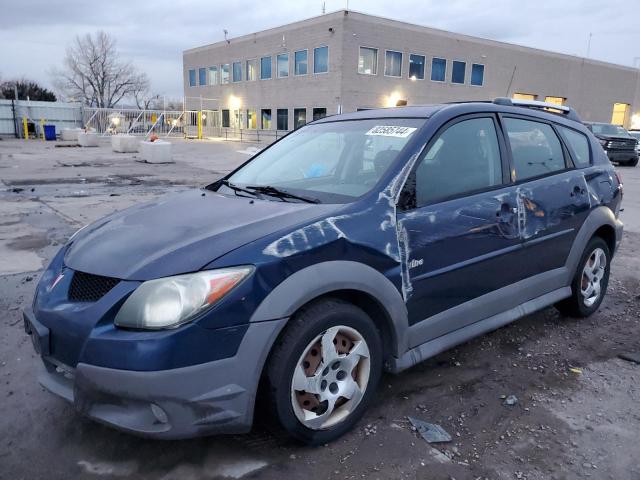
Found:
[291,325,371,430]
[580,247,606,307]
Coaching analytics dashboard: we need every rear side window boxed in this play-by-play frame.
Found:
[559,127,591,168]
[414,117,502,206]
[504,118,566,181]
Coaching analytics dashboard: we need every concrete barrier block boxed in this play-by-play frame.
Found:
[60,128,83,142]
[140,140,172,163]
[78,132,100,147]
[111,135,140,153]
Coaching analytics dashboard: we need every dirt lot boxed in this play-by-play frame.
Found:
[1,137,639,480]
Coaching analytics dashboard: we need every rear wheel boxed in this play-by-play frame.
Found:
[265,298,382,444]
[555,237,611,318]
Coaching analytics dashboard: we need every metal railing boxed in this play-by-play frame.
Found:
[83,108,185,137]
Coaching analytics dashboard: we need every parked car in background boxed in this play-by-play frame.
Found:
[24,98,623,444]
[584,122,638,166]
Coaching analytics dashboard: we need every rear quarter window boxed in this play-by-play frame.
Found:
[559,126,591,168]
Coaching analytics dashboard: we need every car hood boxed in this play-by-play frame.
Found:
[64,189,340,280]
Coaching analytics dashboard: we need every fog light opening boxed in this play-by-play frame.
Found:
[150,403,169,424]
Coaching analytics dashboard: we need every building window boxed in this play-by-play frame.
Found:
[409,54,425,80]
[246,59,257,81]
[611,103,629,126]
[188,69,196,87]
[358,47,378,75]
[545,96,566,106]
[451,61,466,84]
[294,108,306,129]
[277,53,289,78]
[247,110,257,129]
[260,56,272,80]
[471,63,484,86]
[222,109,230,128]
[431,58,446,82]
[261,109,272,129]
[221,64,230,84]
[277,109,288,130]
[314,46,329,74]
[295,50,308,75]
[512,93,537,100]
[384,50,402,77]
[198,67,207,86]
[208,66,218,85]
[313,108,327,121]
[232,62,242,82]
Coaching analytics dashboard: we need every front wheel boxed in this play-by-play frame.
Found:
[265,298,382,444]
[555,237,611,318]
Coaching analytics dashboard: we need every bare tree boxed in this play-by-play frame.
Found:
[132,84,160,110]
[52,31,149,108]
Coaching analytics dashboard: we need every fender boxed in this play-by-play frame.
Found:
[249,261,410,356]
[563,205,622,284]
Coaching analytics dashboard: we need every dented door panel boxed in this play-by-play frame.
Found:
[399,186,523,325]
[517,170,592,275]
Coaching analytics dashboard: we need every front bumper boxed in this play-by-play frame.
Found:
[605,150,638,164]
[24,308,287,439]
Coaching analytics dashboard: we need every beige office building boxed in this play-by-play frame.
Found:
[183,10,640,132]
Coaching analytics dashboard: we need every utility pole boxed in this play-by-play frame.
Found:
[586,32,593,58]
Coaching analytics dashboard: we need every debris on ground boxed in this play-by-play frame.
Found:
[618,352,640,365]
[407,416,452,443]
[503,395,518,406]
[569,367,583,374]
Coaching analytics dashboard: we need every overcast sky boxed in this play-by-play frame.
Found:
[1,0,639,100]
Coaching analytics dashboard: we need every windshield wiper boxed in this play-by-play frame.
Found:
[220,179,258,198]
[245,185,320,204]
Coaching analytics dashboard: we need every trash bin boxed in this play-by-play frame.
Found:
[43,125,56,141]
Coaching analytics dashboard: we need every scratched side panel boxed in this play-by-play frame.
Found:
[398,186,524,325]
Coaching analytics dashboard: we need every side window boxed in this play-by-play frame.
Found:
[504,118,566,181]
[414,117,503,207]
[559,126,591,168]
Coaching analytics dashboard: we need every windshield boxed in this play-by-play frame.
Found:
[589,123,631,137]
[222,118,424,203]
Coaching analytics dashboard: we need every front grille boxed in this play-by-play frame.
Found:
[68,271,119,302]
[606,138,637,150]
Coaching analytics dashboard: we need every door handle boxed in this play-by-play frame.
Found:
[570,185,585,197]
[496,203,517,221]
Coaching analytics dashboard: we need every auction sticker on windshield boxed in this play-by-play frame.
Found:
[365,126,417,138]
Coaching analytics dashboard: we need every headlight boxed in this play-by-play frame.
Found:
[114,266,254,329]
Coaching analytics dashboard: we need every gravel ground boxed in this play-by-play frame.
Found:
[0,138,639,480]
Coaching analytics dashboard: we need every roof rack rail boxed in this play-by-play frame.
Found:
[493,97,581,122]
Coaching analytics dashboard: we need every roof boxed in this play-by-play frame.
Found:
[315,100,586,128]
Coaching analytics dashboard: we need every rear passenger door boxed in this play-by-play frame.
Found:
[501,116,592,276]
[397,114,525,340]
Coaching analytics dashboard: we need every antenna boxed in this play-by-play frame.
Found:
[223,29,230,44]
[322,1,325,14]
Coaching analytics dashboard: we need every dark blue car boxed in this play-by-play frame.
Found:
[24,98,623,444]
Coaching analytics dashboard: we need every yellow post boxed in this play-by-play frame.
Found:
[40,119,45,140]
[197,111,203,140]
[22,117,28,140]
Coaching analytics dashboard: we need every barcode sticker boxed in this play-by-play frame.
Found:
[365,126,417,138]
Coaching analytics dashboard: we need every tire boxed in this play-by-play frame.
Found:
[625,157,638,167]
[555,236,611,318]
[265,298,382,445]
